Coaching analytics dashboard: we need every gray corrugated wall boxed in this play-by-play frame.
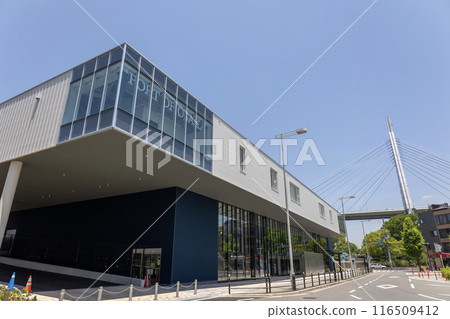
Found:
[0,71,72,163]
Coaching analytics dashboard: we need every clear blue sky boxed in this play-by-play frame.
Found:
[1,0,450,246]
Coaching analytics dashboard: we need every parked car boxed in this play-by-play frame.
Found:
[370,263,387,270]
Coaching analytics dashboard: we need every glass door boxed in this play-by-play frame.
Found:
[131,248,161,283]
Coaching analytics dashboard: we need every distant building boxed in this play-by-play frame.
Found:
[418,203,450,268]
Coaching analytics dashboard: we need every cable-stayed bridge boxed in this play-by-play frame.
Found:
[311,117,450,218]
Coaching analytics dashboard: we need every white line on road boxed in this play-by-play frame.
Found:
[408,279,411,282]
[358,286,363,289]
[350,295,362,300]
[349,290,355,293]
[364,283,368,286]
[410,284,415,289]
[418,294,445,301]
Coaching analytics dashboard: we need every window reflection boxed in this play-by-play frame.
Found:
[134,72,152,122]
[62,81,81,125]
[150,84,164,130]
[118,63,138,114]
[102,63,121,110]
[163,94,176,136]
[75,75,93,120]
[88,69,106,116]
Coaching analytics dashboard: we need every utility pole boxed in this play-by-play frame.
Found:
[386,117,413,214]
[382,218,393,269]
[361,221,371,269]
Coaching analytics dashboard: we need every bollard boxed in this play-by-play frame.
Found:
[427,271,430,279]
[176,281,180,298]
[59,289,65,301]
[129,284,133,301]
[318,273,320,285]
[228,275,231,294]
[303,273,306,289]
[324,272,326,284]
[435,272,438,281]
[292,273,296,291]
[97,286,103,301]
[194,279,197,295]
[311,273,314,287]
[154,282,159,300]
[334,269,337,282]
[412,268,414,275]
[265,275,269,293]
[268,275,272,294]
[329,271,331,283]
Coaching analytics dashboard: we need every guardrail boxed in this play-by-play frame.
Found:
[228,268,367,295]
[58,279,198,301]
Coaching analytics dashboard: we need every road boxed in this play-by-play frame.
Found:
[256,270,450,301]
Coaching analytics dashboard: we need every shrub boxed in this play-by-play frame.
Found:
[0,286,37,301]
[441,266,450,280]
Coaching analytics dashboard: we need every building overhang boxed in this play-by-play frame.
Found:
[0,128,340,238]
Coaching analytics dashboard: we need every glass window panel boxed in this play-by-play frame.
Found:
[185,108,196,148]
[197,102,206,117]
[141,59,154,78]
[162,94,176,136]
[161,134,173,153]
[206,108,213,122]
[110,47,123,64]
[174,140,184,158]
[177,87,187,104]
[205,157,212,172]
[72,66,83,82]
[125,47,140,68]
[96,53,109,70]
[166,78,177,96]
[75,75,93,120]
[102,63,121,110]
[150,84,164,130]
[85,114,99,133]
[187,94,197,111]
[204,120,213,157]
[71,119,84,138]
[154,68,166,88]
[116,109,132,132]
[185,146,193,163]
[84,60,96,77]
[99,109,114,129]
[270,168,278,191]
[195,114,205,154]
[88,69,106,116]
[62,81,81,124]
[134,72,152,122]
[132,117,147,136]
[174,101,186,143]
[118,63,138,114]
[58,124,71,142]
[148,127,161,146]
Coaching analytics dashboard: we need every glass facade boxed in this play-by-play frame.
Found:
[58,44,214,172]
[218,202,326,281]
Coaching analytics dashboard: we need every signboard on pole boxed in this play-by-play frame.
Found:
[434,243,442,252]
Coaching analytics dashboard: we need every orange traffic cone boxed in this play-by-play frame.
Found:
[25,275,32,293]
[144,274,150,287]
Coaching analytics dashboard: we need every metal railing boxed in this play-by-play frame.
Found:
[58,279,198,301]
[228,268,368,295]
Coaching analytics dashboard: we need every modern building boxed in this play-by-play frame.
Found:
[0,44,343,284]
[418,204,450,268]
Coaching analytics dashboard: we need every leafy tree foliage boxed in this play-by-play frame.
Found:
[332,237,360,255]
[385,213,419,241]
[402,216,426,266]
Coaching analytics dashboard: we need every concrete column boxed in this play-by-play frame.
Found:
[0,161,23,249]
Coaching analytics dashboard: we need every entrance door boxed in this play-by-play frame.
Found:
[131,248,161,284]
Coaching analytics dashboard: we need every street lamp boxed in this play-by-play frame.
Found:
[338,196,355,270]
[276,127,307,290]
[361,220,371,271]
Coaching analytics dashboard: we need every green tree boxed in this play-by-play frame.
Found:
[385,213,419,241]
[332,237,360,255]
[402,216,425,266]
[363,229,406,265]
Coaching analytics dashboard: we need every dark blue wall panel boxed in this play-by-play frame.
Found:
[171,189,218,283]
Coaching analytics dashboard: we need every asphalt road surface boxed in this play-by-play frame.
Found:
[256,270,450,301]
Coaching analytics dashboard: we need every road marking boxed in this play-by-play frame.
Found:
[438,294,450,296]
[388,276,400,279]
[350,295,362,300]
[410,284,415,289]
[418,294,445,301]
[349,290,356,293]
[358,286,363,289]
[364,283,369,286]
[408,279,411,282]
[376,284,398,289]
